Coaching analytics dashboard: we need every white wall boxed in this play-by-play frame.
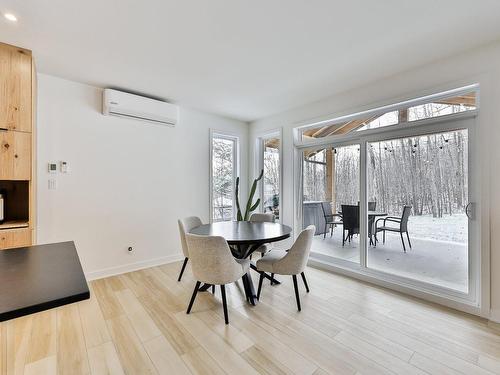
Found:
[249,40,500,319]
[36,74,248,279]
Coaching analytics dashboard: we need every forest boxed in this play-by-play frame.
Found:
[303,129,468,218]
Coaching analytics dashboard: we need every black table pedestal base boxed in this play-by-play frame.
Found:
[249,263,280,285]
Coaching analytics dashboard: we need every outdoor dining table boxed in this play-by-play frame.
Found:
[368,211,387,245]
[338,210,387,245]
[190,221,292,305]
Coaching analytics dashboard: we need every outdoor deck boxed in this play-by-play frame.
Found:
[311,229,468,292]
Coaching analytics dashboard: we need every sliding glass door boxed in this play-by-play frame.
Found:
[366,129,469,292]
[302,144,360,264]
[299,121,476,301]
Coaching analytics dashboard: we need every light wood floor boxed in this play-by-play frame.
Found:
[1,261,500,375]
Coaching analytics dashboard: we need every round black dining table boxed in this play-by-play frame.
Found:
[190,221,292,305]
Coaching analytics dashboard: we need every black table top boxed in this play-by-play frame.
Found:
[0,241,90,322]
[189,221,292,245]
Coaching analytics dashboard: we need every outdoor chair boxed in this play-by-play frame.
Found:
[375,205,412,252]
[341,205,359,246]
[321,202,343,239]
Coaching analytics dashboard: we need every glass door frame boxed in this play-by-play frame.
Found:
[294,112,482,310]
[255,128,283,222]
[300,140,366,269]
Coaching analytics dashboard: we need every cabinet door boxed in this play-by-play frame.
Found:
[0,131,31,180]
[0,44,32,132]
[0,228,32,250]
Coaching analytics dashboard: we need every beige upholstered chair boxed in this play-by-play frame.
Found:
[256,225,315,311]
[177,216,203,281]
[249,212,275,256]
[185,233,250,324]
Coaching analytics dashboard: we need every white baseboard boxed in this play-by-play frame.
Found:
[85,254,184,281]
[490,309,500,323]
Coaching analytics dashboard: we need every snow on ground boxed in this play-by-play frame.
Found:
[406,213,467,244]
[310,213,469,292]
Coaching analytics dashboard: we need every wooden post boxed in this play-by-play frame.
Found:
[326,148,335,208]
[398,109,409,123]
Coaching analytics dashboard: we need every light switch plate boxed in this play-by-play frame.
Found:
[48,179,57,190]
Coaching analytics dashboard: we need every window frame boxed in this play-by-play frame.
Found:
[209,130,240,223]
[255,128,283,222]
[293,84,479,148]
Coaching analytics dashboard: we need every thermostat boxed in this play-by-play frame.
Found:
[60,161,69,173]
[48,163,57,174]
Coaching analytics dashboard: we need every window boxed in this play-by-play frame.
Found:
[298,89,476,142]
[210,132,239,222]
[258,131,281,221]
[295,84,479,308]
[367,130,469,292]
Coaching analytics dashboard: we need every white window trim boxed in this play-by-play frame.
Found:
[209,129,240,223]
[255,128,283,222]
[292,85,487,317]
[293,83,479,148]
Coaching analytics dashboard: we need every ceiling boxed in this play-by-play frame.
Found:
[1,1,500,122]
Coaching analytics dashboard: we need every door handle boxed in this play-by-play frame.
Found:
[465,202,474,220]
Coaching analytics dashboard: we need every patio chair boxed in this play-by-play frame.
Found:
[341,205,359,246]
[321,202,343,239]
[375,205,412,252]
[368,201,376,245]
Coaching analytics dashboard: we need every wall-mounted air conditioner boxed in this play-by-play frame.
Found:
[102,89,178,126]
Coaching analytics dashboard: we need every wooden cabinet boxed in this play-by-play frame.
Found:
[0,43,32,132]
[0,228,32,250]
[0,131,31,180]
[0,42,35,250]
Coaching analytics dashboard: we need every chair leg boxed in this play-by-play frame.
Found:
[324,222,327,239]
[400,232,406,252]
[383,230,386,244]
[270,273,275,285]
[330,224,334,237]
[177,257,189,282]
[406,231,412,249]
[292,275,301,311]
[241,274,250,302]
[220,285,229,324]
[301,272,310,293]
[257,272,265,300]
[187,281,201,314]
[342,230,346,246]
